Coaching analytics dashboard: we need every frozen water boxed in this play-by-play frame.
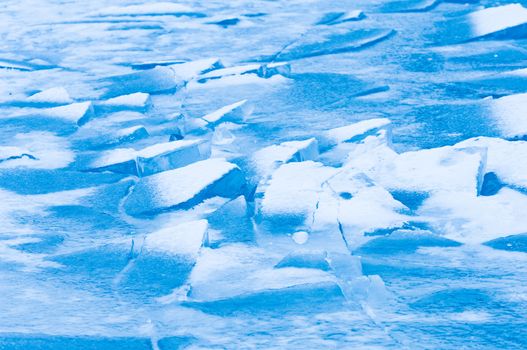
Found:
[2,0,527,348]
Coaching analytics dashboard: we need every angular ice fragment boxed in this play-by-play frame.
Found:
[197,62,290,83]
[455,137,527,190]
[269,28,395,61]
[102,58,223,97]
[420,188,527,244]
[380,0,438,13]
[275,250,331,271]
[97,92,151,112]
[320,118,391,149]
[0,132,74,169]
[347,143,487,195]
[436,4,527,44]
[184,245,343,312]
[91,139,210,176]
[129,59,187,70]
[488,93,527,139]
[96,2,204,17]
[252,138,319,177]
[470,4,527,39]
[124,158,246,216]
[316,11,365,25]
[27,87,73,105]
[144,219,209,257]
[40,101,94,126]
[200,100,252,126]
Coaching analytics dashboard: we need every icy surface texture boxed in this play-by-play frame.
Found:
[1,0,527,349]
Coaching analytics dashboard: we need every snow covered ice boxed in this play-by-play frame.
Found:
[1,0,527,349]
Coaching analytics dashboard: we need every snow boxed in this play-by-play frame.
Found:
[489,93,527,139]
[470,4,527,38]
[91,139,209,176]
[420,187,527,244]
[40,101,94,125]
[321,118,391,148]
[98,92,151,108]
[0,132,74,169]
[124,158,246,215]
[144,220,208,256]
[201,99,252,125]
[27,87,73,104]
[455,137,527,190]
[97,3,196,17]
[252,138,319,176]
[346,143,486,195]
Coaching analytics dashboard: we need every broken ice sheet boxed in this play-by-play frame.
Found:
[434,4,527,44]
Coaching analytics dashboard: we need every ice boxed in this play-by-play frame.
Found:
[196,62,291,84]
[143,219,209,257]
[185,245,341,306]
[346,141,487,195]
[316,11,365,25]
[419,188,527,244]
[39,101,94,126]
[470,4,527,39]
[455,137,527,190]
[90,139,210,176]
[268,28,395,61]
[78,125,150,150]
[26,87,73,105]
[380,0,438,13]
[96,3,201,17]
[124,158,246,216]
[485,233,527,253]
[275,250,331,271]
[320,118,391,149]
[102,59,223,97]
[0,132,73,169]
[436,4,527,44]
[252,138,319,177]
[200,100,252,126]
[489,93,527,139]
[258,161,337,231]
[97,92,151,112]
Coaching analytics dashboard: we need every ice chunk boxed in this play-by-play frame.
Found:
[129,59,187,70]
[197,62,290,84]
[316,170,408,247]
[200,100,253,126]
[269,28,395,61]
[26,87,73,105]
[144,220,209,257]
[380,0,438,13]
[90,139,210,176]
[79,125,149,150]
[207,196,254,245]
[0,132,74,169]
[252,138,319,177]
[489,93,527,139]
[347,142,487,195]
[124,158,246,216]
[96,3,203,17]
[182,244,343,313]
[102,58,223,98]
[320,118,391,149]
[275,250,331,271]
[316,11,365,25]
[436,4,527,44]
[419,188,527,244]
[96,92,151,112]
[470,4,527,39]
[455,137,527,190]
[484,233,527,253]
[40,101,94,126]
[259,161,337,230]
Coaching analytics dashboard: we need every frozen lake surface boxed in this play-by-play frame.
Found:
[1,0,527,348]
